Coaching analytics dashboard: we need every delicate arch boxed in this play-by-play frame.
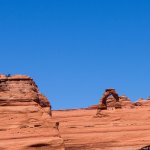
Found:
[98,88,120,110]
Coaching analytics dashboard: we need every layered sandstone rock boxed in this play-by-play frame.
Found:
[133,97,150,107]
[53,108,150,150]
[0,74,64,150]
[38,93,52,116]
[88,95,132,110]
[106,95,132,107]
[0,74,51,114]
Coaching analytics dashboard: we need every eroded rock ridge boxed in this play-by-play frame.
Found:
[0,74,64,150]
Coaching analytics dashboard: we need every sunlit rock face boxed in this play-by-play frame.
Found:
[133,97,150,107]
[88,95,132,110]
[0,74,51,113]
[53,107,150,150]
[0,74,64,150]
[105,95,131,108]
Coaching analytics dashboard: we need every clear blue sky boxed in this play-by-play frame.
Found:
[0,1,150,109]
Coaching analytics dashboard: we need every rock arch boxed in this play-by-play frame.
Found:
[98,88,121,110]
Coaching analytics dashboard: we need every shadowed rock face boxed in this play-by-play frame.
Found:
[38,93,52,116]
[0,74,64,150]
[38,94,50,107]
[98,89,121,110]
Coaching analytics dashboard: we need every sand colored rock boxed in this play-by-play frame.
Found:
[107,95,132,108]
[1,75,150,150]
[0,74,64,150]
[0,74,51,114]
[134,98,150,107]
[53,107,150,150]
[88,95,132,110]
[38,93,52,116]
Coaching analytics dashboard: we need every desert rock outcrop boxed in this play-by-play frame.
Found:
[53,107,150,150]
[88,95,132,110]
[133,97,150,107]
[0,74,64,150]
[98,88,121,110]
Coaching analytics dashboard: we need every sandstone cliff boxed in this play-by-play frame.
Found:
[0,74,64,150]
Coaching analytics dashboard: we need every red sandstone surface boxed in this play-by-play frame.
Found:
[53,107,150,150]
[1,74,150,150]
[0,74,64,150]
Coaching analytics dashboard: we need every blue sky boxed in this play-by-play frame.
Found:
[0,1,150,109]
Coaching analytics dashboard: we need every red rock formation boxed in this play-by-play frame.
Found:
[98,89,121,110]
[107,95,132,108]
[133,97,150,107]
[0,74,64,150]
[1,75,150,150]
[38,93,52,116]
[53,108,150,149]
[88,95,132,110]
[0,74,51,115]
[147,97,150,101]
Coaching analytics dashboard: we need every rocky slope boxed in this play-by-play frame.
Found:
[0,74,64,150]
[1,74,150,150]
[53,107,150,150]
